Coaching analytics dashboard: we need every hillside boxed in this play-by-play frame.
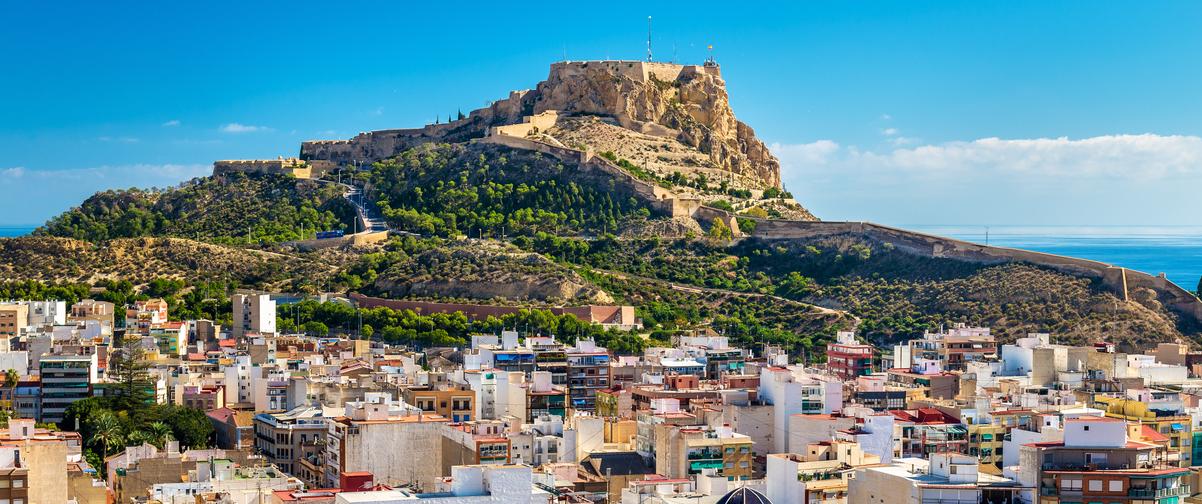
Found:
[533,234,1197,350]
[365,142,663,237]
[37,172,356,245]
[0,236,348,293]
[357,239,613,304]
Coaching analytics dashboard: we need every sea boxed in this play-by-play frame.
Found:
[1,224,1199,290]
[0,226,35,238]
[908,225,1202,290]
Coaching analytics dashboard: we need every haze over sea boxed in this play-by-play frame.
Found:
[2,224,1199,290]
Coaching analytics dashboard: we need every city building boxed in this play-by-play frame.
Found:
[656,425,754,481]
[826,331,875,380]
[39,353,98,424]
[232,292,277,338]
[254,406,329,487]
[403,386,476,423]
[566,339,611,413]
[324,397,448,491]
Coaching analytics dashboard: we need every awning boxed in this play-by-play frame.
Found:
[1171,423,1184,432]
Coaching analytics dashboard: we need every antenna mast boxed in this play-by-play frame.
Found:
[647,16,653,62]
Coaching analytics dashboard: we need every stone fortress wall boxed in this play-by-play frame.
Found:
[545,60,721,83]
[213,157,336,179]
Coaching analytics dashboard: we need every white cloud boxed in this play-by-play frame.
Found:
[98,136,140,143]
[162,119,181,127]
[220,123,272,134]
[772,133,1202,225]
[882,127,898,136]
[880,113,892,121]
[770,140,840,166]
[0,167,26,181]
[777,134,1202,180]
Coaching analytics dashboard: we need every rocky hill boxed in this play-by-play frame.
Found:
[300,61,788,196]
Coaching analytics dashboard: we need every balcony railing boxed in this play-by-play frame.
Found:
[1129,485,1190,498]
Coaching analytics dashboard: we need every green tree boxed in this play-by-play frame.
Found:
[162,406,213,449]
[303,321,330,337]
[149,421,174,448]
[107,337,154,409]
[706,217,733,241]
[2,369,18,418]
[88,411,125,467]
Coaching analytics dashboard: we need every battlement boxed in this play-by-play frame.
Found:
[548,60,720,83]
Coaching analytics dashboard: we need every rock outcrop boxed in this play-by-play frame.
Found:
[528,61,781,188]
[301,60,782,188]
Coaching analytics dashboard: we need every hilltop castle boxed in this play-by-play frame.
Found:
[281,60,779,187]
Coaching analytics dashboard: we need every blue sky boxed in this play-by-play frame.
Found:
[3,2,1201,226]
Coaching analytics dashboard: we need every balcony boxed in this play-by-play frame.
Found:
[1129,485,1190,498]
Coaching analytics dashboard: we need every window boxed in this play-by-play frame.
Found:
[1108,480,1121,492]
[1088,480,1102,492]
[1062,479,1082,491]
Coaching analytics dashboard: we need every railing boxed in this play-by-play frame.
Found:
[1129,485,1190,498]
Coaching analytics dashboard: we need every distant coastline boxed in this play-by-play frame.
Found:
[908,225,1202,289]
[0,226,35,238]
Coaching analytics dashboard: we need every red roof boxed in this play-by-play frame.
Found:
[1140,425,1169,442]
[218,339,236,348]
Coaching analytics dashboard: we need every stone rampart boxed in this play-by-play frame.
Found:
[285,230,390,252]
[212,158,334,179]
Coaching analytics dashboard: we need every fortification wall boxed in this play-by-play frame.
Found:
[212,158,334,179]
[285,230,390,252]
[300,89,533,166]
[548,61,719,84]
[693,205,742,236]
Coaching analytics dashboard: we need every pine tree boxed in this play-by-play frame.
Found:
[108,336,154,409]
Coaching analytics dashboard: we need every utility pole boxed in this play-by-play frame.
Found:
[646,16,653,62]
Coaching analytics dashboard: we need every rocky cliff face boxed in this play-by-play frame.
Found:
[526,62,781,188]
[301,61,783,189]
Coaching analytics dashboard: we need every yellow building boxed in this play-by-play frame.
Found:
[403,387,476,423]
[967,424,1006,467]
[656,426,754,481]
[1095,396,1193,467]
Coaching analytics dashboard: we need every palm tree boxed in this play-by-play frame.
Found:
[149,422,174,448]
[89,411,125,470]
[2,369,18,417]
